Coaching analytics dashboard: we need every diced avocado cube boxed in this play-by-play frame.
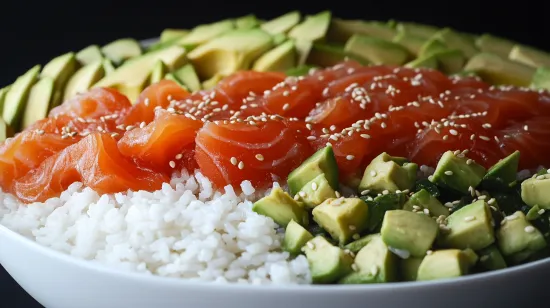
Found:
[344,35,410,66]
[404,189,450,217]
[405,55,438,69]
[3,65,41,129]
[179,19,235,46]
[298,174,337,208]
[432,28,478,59]
[509,44,550,68]
[304,236,354,283]
[419,37,447,58]
[393,31,426,57]
[358,152,417,195]
[396,22,439,40]
[484,151,520,187]
[461,248,479,266]
[381,210,439,258]
[328,19,397,43]
[172,64,202,93]
[312,198,369,245]
[283,220,314,256]
[21,77,55,130]
[101,38,142,66]
[149,60,167,84]
[188,28,273,81]
[160,29,189,43]
[430,150,486,194]
[236,14,260,29]
[434,49,467,75]
[252,187,308,227]
[261,11,301,35]
[344,233,379,253]
[339,234,397,284]
[521,174,550,209]
[400,257,424,281]
[416,249,471,281]
[288,11,331,42]
[438,200,495,250]
[464,53,535,87]
[476,244,507,271]
[530,67,550,91]
[364,193,407,232]
[526,205,543,221]
[252,40,297,72]
[287,145,339,195]
[497,211,547,263]
[475,34,516,59]
[76,45,103,66]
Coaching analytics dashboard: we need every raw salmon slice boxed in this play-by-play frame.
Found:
[118,109,202,173]
[13,133,168,203]
[49,87,131,120]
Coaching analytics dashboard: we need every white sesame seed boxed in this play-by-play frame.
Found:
[335,191,341,198]
[524,226,536,233]
[426,250,433,255]
[311,182,318,191]
[169,161,176,168]
[360,134,371,139]
[449,129,458,136]
[464,216,476,222]
[282,103,290,111]
[255,154,264,161]
[479,135,490,141]
[444,171,453,176]
[360,190,370,196]
[238,161,244,170]
[524,125,529,131]
[423,208,430,215]
[346,155,355,161]
[230,157,238,165]
[370,171,377,177]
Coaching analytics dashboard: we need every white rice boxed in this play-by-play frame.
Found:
[0,170,311,285]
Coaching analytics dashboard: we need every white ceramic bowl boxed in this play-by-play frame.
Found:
[1,223,549,308]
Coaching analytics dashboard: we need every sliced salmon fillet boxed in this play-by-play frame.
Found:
[49,87,131,120]
[13,133,168,203]
[195,119,314,189]
[118,109,202,173]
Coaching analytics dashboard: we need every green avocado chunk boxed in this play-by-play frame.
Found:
[475,34,516,58]
[252,187,309,227]
[530,67,550,91]
[306,43,366,67]
[521,174,550,209]
[430,150,486,194]
[101,38,142,66]
[0,86,9,114]
[432,28,478,58]
[287,145,339,196]
[344,35,410,66]
[392,31,426,57]
[434,49,467,75]
[312,197,369,245]
[419,37,447,58]
[483,151,520,187]
[396,22,439,40]
[404,189,450,217]
[288,11,331,42]
[363,193,407,232]
[159,29,189,43]
[261,11,301,35]
[252,40,297,72]
[344,233,379,253]
[476,244,507,271]
[304,236,354,284]
[497,211,547,263]
[509,44,550,68]
[405,55,438,69]
[416,249,471,281]
[380,210,439,258]
[464,53,535,87]
[171,64,201,93]
[297,173,337,208]
[149,60,167,84]
[329,19,397,43]
[3,65,41,129]
[340,234,397,284]
[358,152,417,195]
[64,61,105,101]
[438,200,495,250]
[400,257,424,281]
[235,14,260,29]
[178,19,235,46]
[40,52,78,100]
[76,45,103,66]
[283,220,314,256]
[21,77,55,130]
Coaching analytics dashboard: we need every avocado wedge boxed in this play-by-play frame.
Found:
[22,77,55,129]
[101,38,142,66]
[76,45,103,66]
[2,65,41,129]
[64,61,106,101]
[160,29,189,43]
[0,117,13,142]
[172,64,202,92]
[0,86,10,115]
[261,11,301,35]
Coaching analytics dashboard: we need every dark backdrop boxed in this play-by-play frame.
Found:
[1,0,549,306]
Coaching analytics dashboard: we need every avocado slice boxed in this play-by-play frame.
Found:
[102,58,116,75]
[297,173,337,208]
[149,60,168,84]
[312,198,369,245]
[475,34,516,58]
[439,200,495,250]
[340,235,398,284]
[172,64,201,92]
[76,45,103,66]
[160,29,189,43]
[178,19,235,46]
[380,210,439,257]
[344,233,379,253]
[40,52,78,100]
[283,219,314,256]
[95,46,187,102]
[306,43,366,67]
[236,14,260,29]
[483,151,520,187]
[405,55,438,69]
[101,38,142,66]
[416,249,471,281]
[272,33,288,45]
[252,187,308,227]
[261,11,301,35]
[404,189,450,217]
[509,44,550,68]
[358,152,418,195]
[328,19,397,43]
[400,257,424,281]
[476,244,507,271]
[64,61,106,101]
[287,145,339,195]
[252,40,297,72]
[202,73,226,90]
[21,77,55,129]
[432,28,478,59]
[294,39,314,66]
[344,35,410,66]
[0,117,13,142]
[188,28,273,80]
[3,65,40,129]
[521,174,550,209]
[392,31,426,57]
[497,211,547,263]
[419,37,447,58]
[396,22,439,40]
[304,236,354,284]
[430,150,486,194]
[288,11,331,42]
[434,49,467,75]
[530,67,550,91]
[164,73,183,86]
[0,86,10,114]
[464,52,535,87]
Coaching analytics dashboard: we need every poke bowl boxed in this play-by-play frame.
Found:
[1,11,550,308]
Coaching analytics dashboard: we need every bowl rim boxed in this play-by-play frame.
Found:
[1,37,549,293]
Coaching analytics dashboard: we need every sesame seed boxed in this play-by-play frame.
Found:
[464,216,476,222]
[175,154,183,160]
[487,198,496,205]
[444,171,453,176]
[230,157,238,165]
[449,129,458,135]
[536,175,545,180]
[480,255,489,262]
[479,135,490,141]
[306,135,317,141]
[306,242,315,249]
[255,154,264,161]
[370,171,377,177]
[311,182,318,191]
[466,159,473,165]
[470,134,476,140]
[335,191,341,198]
[524,125,529,131]
[524,226,536,233]
[346,155,355,161]
[360,190,370,196]
[423,208,430,215]
[538,209,546,215]
[382,190,389,195]
[282,103,290,111]
[360,134,371,139]
[426,250,433,255]
[380,122,387,128]
[238,161,244,170]
[169,161,176,168]
[298,191,306,198]
[110,133,119,138]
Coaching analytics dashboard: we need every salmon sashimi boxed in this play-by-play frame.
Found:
[13,133,168,203]
[5,61,550,203]
[118,109,202,173]
[195,119,314,189]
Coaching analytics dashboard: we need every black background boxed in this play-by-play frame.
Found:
[1,0,550,306]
